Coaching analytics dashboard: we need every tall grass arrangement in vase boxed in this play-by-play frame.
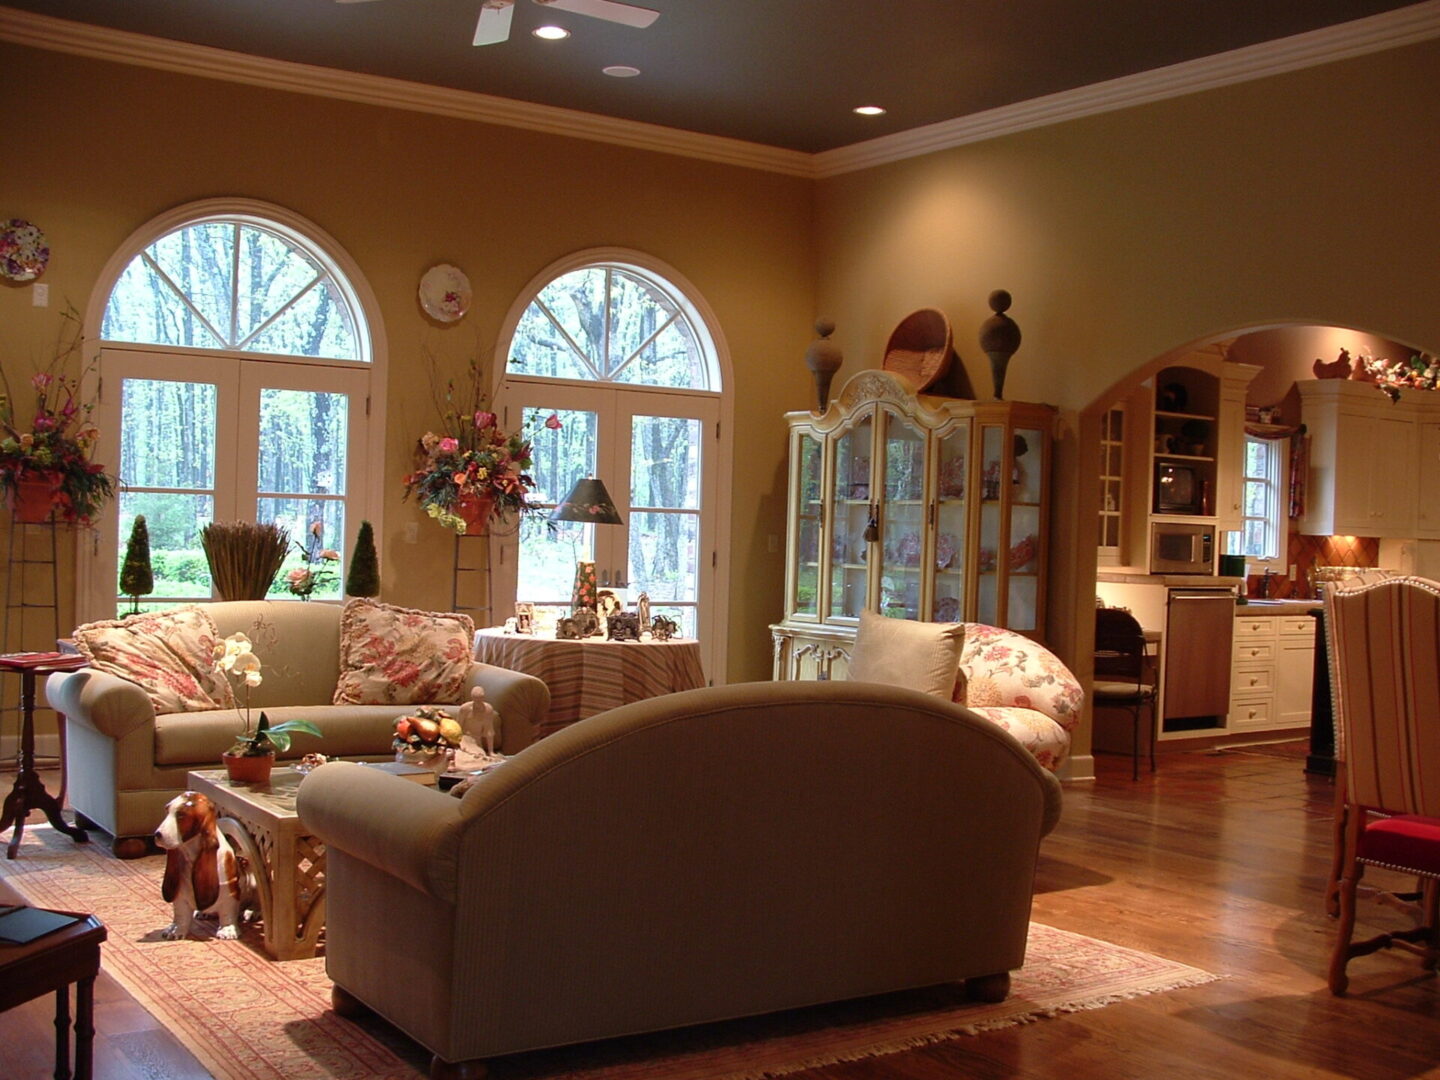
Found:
[201,521,290,601]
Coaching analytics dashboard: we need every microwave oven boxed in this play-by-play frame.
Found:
[1150,522,1216,575]
[1154,461,1205,515]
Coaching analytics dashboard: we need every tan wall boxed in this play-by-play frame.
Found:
[814,37,1440,768]
[0,43,816,689]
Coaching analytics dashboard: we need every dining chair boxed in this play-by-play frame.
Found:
[1092,607,1158,781]
[1324,575,1440,994]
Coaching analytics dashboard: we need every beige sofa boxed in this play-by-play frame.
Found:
[297,680,1062,1077]
[46,600,549,856]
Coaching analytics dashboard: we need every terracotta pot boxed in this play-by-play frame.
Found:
[222,750,275,784]
[8,475,58,523]
[454,492,496,534]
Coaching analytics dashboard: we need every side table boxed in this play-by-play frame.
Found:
[0,652,90,859]
[0,909,107,1080]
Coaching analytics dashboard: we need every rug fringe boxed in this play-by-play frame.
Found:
[695,971,1226,1080]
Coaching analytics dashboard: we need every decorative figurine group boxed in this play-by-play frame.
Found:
[1312,346,1440,402]
[553,590,678,641]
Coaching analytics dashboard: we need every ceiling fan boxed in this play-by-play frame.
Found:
[336,0,660,48]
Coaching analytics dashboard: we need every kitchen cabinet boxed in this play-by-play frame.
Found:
[1298,380,1418,538]
[1229,611,1315,733]
[772,369,1054,680]
[1417,421,1440,540]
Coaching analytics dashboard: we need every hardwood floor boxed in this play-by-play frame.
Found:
[1,747,1436,1079]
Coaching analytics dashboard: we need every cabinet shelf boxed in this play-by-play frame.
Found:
[1154,452,1215,463]
[1154,409,1216,422]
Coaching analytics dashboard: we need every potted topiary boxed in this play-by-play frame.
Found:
[345,519,380,597]
[213,632,321,783]
[119,514,154,615]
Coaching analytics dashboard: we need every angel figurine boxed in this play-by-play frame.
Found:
[458,685,498,758]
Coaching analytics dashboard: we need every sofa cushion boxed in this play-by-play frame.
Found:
[847,609,964,697]
[966,706,1070,772]
[74,607,235,715]
[153,704,432,765]
[334,599,476,707]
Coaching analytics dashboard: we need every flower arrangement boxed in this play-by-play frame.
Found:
[214,632,322,757]
[401,349,560,534]
[392,705,463,756]
[285,520,339,600]
[0,311,115,525]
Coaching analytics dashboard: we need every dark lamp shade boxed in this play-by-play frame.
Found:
[550,477,624,525]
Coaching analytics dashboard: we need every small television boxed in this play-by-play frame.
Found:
[1154,461,1204,515]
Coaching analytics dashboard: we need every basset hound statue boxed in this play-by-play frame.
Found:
[154,791,252,940]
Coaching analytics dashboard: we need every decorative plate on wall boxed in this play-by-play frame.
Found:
[0,218,50,282]
[418,263,472,323]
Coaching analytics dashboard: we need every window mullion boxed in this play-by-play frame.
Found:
[610,311,680,381]
[234,274,323,351]
[140,251,229,347]
[538,300,603,381]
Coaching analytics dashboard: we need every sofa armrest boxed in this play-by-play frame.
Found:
[45,668,156,741]
[295,761,465,902]
[466,662,549,753]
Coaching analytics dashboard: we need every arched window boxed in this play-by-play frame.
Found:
[495,253,730,680]
[82,200,383,621]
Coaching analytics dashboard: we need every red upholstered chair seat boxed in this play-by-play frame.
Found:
[1359,815,1440,877]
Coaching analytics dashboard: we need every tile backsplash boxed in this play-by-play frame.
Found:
[1247,533,1380,598]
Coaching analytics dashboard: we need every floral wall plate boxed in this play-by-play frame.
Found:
[418,263,472,323]
[0,219,50,282]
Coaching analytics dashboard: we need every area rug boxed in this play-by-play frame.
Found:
[1,826,1219,1080]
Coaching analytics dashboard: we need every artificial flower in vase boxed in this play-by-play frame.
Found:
[214,632,322,782]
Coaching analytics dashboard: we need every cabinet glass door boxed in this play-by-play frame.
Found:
[976,425,1005,626]
[1007,427,1045,631]
[930,419,969,622]
[876,407,925,619]
[789,429,823,619]
[829,412,873,620]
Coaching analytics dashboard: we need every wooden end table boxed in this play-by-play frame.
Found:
[0,652,90,859]
[0,909,106,1080]
[187,768,326,961]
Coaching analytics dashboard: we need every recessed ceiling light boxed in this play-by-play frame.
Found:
[853,105,886,116]
[532,24,570,40]
[603,65,641,78]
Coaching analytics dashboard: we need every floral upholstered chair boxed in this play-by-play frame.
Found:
[847,609,1083,771]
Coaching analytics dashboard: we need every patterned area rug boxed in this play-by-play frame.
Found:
[1,826,1219,1080]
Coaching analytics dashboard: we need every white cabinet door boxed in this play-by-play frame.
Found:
[1419,422,1440,540]
[1275,631,1316,729]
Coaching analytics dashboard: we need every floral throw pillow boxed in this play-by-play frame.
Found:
[334,598,475,706]
[74,606,235,715]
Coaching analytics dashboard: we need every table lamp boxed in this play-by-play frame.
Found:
[551,477,623,613]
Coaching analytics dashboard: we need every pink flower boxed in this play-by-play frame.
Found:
[309,520,324,538]
[544,413,562,430]
[452,471,468,487]
[287,568,311,585]
[30,373,53,390]
[438,437,459,453]
[474,411,497,430]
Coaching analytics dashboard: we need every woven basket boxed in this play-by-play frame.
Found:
[882,308,952,391]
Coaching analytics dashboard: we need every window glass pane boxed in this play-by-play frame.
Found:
[612,317,704,389]
[258,388,348,496]
[117,491,214,608]
[101,220,362,361]
[509,301,595,380]
[518,514,587,605]
[631,416,700,510]
[120,379,217,489]
[629,510,698,602]
[517,407,598,604]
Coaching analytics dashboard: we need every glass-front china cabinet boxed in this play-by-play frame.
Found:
[773,369,1054,681]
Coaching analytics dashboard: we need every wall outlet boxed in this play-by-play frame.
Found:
[1289,563,1297,579]
[404,522,418,544]
[32,283,49,307]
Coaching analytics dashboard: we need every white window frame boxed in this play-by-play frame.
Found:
[77,198,388,623]
[492,248,734,683]
[1226,434,1287,570]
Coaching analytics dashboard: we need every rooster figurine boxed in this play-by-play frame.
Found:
[1312,348,1352,380]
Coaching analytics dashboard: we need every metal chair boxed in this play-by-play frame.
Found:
[1092,607,1157,781]
[1324,575,1440,994]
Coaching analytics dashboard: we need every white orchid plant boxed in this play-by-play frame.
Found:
[214,632,322,757]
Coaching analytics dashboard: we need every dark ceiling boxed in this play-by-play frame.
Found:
[3,0,1420,153]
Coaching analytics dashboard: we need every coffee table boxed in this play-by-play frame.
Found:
[0,908,106,1080]
[186,768,325,961]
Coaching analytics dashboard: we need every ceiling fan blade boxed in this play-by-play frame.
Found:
[533,0,659,29]
[474,0,516,46]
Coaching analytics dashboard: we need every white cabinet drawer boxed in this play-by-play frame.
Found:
[1233,641,1275,663]
[1234,617,1278,638]
[1232,665,1275,694]
[1228,698,1274,729]
[1279,616,1316,638]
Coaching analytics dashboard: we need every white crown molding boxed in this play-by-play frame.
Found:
[3,2,1438,181]
[0,5,813,178]
[813,1,1440,178]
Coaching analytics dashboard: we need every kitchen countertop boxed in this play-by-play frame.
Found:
[1097,570,1244,587]
[1234,599,1323,615]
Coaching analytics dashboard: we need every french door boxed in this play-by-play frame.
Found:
[494,377,719,679]
[83,346,370,621]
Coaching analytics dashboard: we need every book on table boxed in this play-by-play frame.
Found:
[0,905,82,945]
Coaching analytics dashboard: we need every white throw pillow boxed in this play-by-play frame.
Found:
[847,609,963,697]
